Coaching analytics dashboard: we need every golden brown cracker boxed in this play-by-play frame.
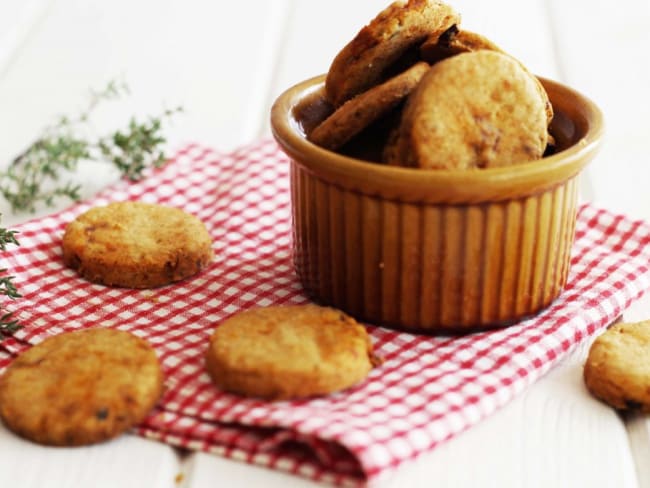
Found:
[325,0,459,107]
[309,61,430,151]
[205,304,380,400]
[0,328,163,446]
[62,201,213,288]
[584,321,650,411]
[385,50,549,169]
[421,27,553,127]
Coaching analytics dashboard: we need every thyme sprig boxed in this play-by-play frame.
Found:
[0,226,20,340]
[0,81,181,213]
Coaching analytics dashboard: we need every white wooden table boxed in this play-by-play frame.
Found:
[1,1,649,486]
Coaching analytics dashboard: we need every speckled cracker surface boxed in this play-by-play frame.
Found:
[206,304,380,400]
[0,328,163,446]
[62,201,213,288]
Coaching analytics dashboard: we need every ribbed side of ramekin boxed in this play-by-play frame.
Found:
[291,162,579,331]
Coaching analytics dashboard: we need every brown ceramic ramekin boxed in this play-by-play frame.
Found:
[271,74,603,332]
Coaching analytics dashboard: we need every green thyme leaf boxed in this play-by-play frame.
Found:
[0,80,181,213]
[0,226,20,339]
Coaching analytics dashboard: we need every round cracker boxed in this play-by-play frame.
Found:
[325,0,459,107]
[386,50,549,169]
[0,328,164,446]
[62,201,213,288]
[420,27,553,126]
[205,304,380,400]
[584,321,650,411]
[309,61,430,150]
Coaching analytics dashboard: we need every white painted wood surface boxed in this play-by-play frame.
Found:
[1,0,649,486]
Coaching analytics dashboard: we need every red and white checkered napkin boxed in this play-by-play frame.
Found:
[2,139,650,486]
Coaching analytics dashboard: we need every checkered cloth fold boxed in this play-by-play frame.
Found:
[2,140,650,486]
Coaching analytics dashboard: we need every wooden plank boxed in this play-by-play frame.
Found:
[549,1,650,480]
[0,424,181,488]
[185,453,316,488]
[0,0,52,78]
[0,0,291,226]
[625,413,650,488]
[450,0,559,77]
[0,0,289,172]
[547,0,650,219]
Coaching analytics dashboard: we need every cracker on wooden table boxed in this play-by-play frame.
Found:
[584,321,650,412]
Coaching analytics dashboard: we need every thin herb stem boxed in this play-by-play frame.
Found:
[0,80,181,213]
[0,229,20,339]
